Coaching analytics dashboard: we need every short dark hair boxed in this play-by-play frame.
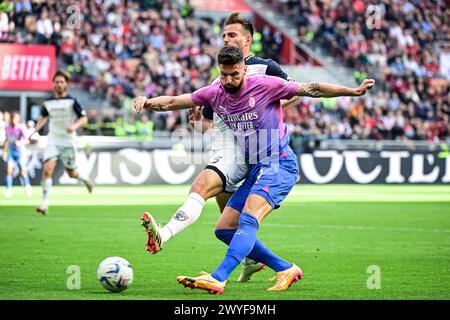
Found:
[218,46,244,66]
[52,70,70,82]
[224,12,254,37]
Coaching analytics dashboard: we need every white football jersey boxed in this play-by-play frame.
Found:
[42,95,86,147]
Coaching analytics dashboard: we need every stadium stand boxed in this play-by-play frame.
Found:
[0,0,448,148]
[258,0,449,152]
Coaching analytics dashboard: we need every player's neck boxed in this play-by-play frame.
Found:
[230,78,248,96]
[54,91,67,99]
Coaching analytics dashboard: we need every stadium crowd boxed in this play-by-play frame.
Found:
[262,0,449,151]
[0,0,448,148]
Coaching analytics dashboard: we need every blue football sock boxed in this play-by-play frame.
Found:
[21,176,30,186]
[5,176,13,189]
[211,213,259,282]
[215,229,292,273]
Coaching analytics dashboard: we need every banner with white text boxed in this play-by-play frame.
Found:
[0,44,56,91]
[1,149,449,185]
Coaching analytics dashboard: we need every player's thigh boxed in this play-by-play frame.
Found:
[59,146,77,171]
[43,144,59,163]
[42,158,57,178]
[17,154,28,173]
[190,168,224,200]
[247,152,299,221]
[224,173,256,216]
[242,194,274,224]
[207,138,249,194]
[6,160,15,175]
[215,192,233,213]
[205,159,248,194]
[215,206,241,230]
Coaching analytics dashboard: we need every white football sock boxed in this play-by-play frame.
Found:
[42,178,52,206]
[76,171,89,184]
[159,192,206,243]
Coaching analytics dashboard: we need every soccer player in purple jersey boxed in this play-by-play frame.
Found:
[134,46,375,294]
[2,112,32,198]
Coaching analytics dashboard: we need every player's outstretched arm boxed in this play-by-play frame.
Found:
[296,79,375,98]
[134,94,195,113]
[68,115,87,133]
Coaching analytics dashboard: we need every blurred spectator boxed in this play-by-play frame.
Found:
[0,111,6,146]
[84,110,100,136]
[114,115,127,137]
[1,0,447,145]
[100,110,116,136]
[124,116,137,137]
[261,0,449,144]
[136,113,154,141]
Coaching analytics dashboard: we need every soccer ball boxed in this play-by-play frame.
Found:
[97,256,134,292]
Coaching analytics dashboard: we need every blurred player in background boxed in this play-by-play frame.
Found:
[30,70,94,215]
[0,111,6,147]
[139,12,299,282]
[2,112,32,198]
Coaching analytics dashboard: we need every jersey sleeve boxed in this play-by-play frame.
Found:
[73,99,86,118]
[265,75,299,102]
[191,86,213,110]
[41,105,49,117]
[266,60,289,80]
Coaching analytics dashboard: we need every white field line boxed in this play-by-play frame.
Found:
[259,223,450,234]
[198,222,450,234]
[1,185,450,207]
[1,212,448,235]
[2,196,450,206]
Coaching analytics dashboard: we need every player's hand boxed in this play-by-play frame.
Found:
[67,126,75,133]
[2,153,7,162]
[188,106,203,127]
[134,96,148,113]
[355,79,376,96]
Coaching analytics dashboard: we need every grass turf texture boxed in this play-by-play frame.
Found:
[0,185,449,300]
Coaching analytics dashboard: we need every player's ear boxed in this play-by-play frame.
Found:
[246,35,252,47]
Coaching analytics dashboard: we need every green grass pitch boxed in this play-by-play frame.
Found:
[0,184,449,300]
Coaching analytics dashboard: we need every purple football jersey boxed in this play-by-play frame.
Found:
[191,74,299,163]
[5,125,25,152]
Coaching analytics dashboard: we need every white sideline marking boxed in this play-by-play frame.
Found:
[259,223,450,234]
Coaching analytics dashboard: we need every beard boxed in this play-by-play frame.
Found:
[223,79,244,94]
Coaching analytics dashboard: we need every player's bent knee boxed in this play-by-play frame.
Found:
[215,220,238,230]
[215,206,240,230]
[242,194,273,222]
[215,192,232,213]
[42,160,57,178]
[67,170,78,178]
[43,168,53,178]
[190,170,223,199]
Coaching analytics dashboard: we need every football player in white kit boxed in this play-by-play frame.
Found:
[30,70,94,215]
[138,13,299,282]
